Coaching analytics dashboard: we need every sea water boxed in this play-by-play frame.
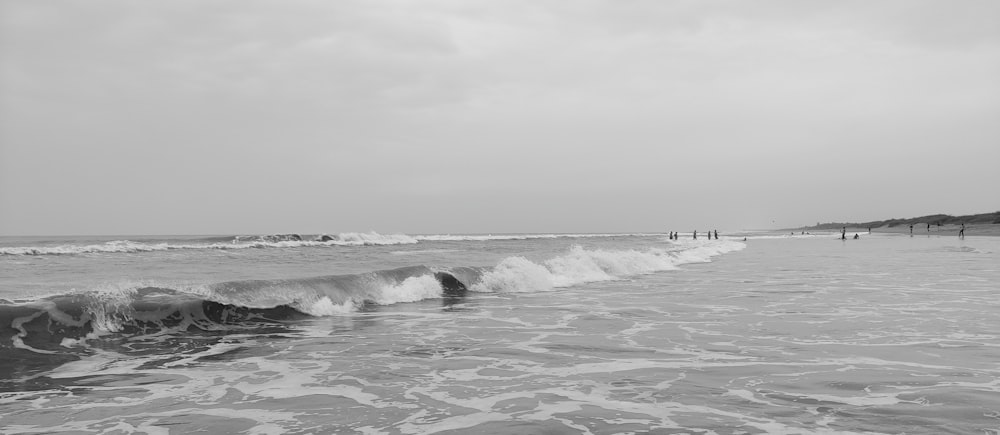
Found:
[1,232,998,434]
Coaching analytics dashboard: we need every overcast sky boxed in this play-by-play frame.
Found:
[1,0,998,235]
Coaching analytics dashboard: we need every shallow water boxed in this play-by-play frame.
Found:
[2,232,998,434]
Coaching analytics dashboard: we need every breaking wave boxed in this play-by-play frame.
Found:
[0,266,473,356]
[0,240,744,365]
[472,240,745,293]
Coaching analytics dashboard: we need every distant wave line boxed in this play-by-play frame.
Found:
[0,232,667,256]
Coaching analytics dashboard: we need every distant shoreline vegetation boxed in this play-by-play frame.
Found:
[799,212,1000,231]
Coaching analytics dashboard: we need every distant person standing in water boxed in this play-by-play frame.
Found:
[960,223,965,238]
[714,230,718,240]
[841,227,846,241]
[909,224,913,236]
[693,230,697,240]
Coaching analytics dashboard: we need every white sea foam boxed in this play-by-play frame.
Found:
[87,289,138,334]
[371,275,443,305]
[0,240,173,256]
[669,239,746,263]
[330,232,419,246]
[473,257,556,293]
[471,240,745,293]
[275,274,464,313]
[294,296,356,316]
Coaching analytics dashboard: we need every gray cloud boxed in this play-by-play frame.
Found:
[1,0,997,235]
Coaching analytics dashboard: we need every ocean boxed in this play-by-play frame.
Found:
[1,231,998,434]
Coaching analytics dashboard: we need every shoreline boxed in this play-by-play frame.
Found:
[827,223,1000,237]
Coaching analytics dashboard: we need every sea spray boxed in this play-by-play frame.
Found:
[470,241,746,293]
[330,232,419,246]
[371,275,444,305]
[472,257,556,293]
[294,296,355,316]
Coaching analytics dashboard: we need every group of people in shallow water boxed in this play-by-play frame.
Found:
[668,230,719,240]
[840,223,967,240]
[840,227,860,240]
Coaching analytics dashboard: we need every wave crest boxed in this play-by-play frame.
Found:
[329,232,419,246]
[473,257,555,293]
[472,240,745,293]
